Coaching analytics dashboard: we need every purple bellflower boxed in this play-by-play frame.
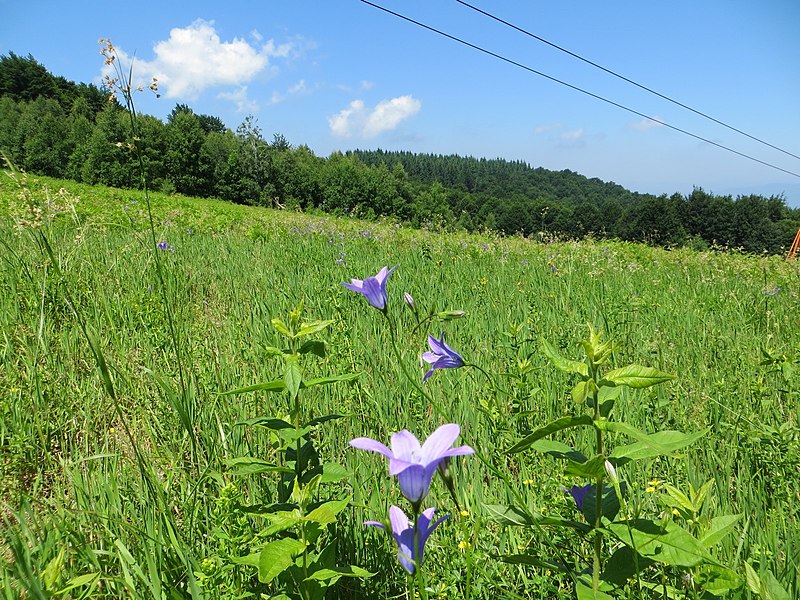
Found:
[342,265,398,310]
[365,505,449,574]
[350,423,474,505]
[563,484,592,511]
[422,333,465,383]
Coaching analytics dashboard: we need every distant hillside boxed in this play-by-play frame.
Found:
[1,52,799,254]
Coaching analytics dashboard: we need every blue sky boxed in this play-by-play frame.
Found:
[3,0,800,205]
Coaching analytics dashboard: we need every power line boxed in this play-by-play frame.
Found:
[357,0,800,180]
[455,0,800,163]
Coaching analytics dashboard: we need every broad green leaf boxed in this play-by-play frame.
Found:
[231,552,260,567]
[762,570,791,600]
[304,565,374,583]
[700,514,742,548]
[596,421,686,457]
[264,346,286,357]
[580,484,625,524]
[541,338,588,376]
[662,484,695,512]
[305,499,350,526]
[507,415,595,454]
[298,340,326,358]
[224,457,293,476]
[284,355,302,400]
[602,364,673,388]
[317,463,350,484]
[302,373,362,388]
[605,519,719,568]
[235,417,292,430]
[263,510,303,536]
[601,545,654,586]
[296,319,334,337]
[271,318,293,338]
[305,413,350,427]
[610,429,708,462]
[529,439,587,463]
[576,582,615,600]
[221,380,286,396]
[697,564,743,595]
[564,454,607,479]
[483,504,534,527]
[745,561,762,594]
[571,379,596,404]
[258,538,306,583]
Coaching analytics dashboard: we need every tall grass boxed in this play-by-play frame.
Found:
[1,173,798,597]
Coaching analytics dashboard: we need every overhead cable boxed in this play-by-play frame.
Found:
[357,0,800,180]
[455,0,800,162]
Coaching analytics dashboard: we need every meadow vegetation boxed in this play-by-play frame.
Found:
[1,168,798,598]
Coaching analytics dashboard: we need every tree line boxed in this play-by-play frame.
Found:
[1,52,798,254]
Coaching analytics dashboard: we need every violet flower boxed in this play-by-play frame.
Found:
[365,505,449,574]
[422,333,464,383]
[350,423,474,505]
[342,265,398,311]
[563,484,592,511]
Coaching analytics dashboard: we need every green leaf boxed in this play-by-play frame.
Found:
[302,372,362,388]
[231,552,260,567]
[762,570,791,600]
[298,340,326,358]
[571,379,596,404]
[258,538,307,583]
[601,545,654,586]
[529,439,588,463]
[304,565,374,583]
[263,510,303,536]
[697,564,743,595]
[662,484,696,512]
[500,554,568,572]
[54,572,100,595]
[700,514,742,548]
[236,417,293,430]
[507,415,595,454]
[305,499,350,526]
[541,338,588,376]
[224,457,293,476]
[296,319,335,337]
[221,379,286,396]
[264,346,286,357]
[610,429,708,462]
[271,318,293,338]
[564,454,607,479]
[745,561,762,594]
[602,364,673,388]
[576,581,616,599]
[318,463,350,484]
[483,504,534,527]
[605,519,718,568]
[284,355,302,400]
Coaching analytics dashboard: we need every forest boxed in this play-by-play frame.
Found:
[2,52,799,254]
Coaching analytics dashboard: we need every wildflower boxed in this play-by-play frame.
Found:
[422,333,464,383]
[350,423,474,505]
[342,265,398,311]
[403,292,416,311]
[157,241,174,252]
[562,484,592,511]
[365,505,449,574]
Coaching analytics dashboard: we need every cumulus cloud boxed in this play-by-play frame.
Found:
[101,19,296,101]
[534,123,561,135]
[629,116,665,131]
[218,86,259,113]
[328,95,421,138]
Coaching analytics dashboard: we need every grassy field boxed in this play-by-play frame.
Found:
[1,171,799,598]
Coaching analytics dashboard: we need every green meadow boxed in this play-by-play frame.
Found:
[1,172,798,598]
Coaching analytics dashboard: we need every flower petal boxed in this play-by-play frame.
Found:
[397,464,430,504]
[349,437,394,459]
[420,423,461,462]
[389,430,421,465]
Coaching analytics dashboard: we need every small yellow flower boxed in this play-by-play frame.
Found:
[672,508,680,516]
[479,277,487,285]
[458,540,470,551]
[522,478,534,485]
[459,510,469,518]
[645,486,656,493]
[108,427,115,434]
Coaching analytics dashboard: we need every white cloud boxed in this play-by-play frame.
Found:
[218,86,259,113]
[101,20,295,101]
[629,116,665,131]
[271,79,308,104]
[560,128,585,141]
[328,95,421,138]
[534,123,561,135]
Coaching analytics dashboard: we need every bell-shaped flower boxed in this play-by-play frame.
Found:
[562,484,592,510]
[350,423,474,505]
[422,332,464,383]
[365,505,449,574]
[342,265,398,310]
